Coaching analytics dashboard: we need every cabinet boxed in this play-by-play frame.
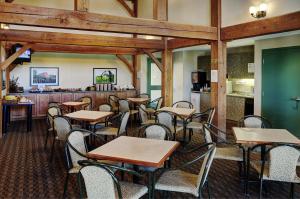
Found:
[37,94,50,117]
[61,93,74,103]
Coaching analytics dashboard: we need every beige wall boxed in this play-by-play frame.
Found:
[10,53,133,90]
[254,34,300,115]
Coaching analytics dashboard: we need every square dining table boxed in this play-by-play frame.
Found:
[87,136,180,199]
[232,127,300,195]
[158,107,196,118]
[62,101,90,112]
[65,110,113,122]
[127,97,149,104]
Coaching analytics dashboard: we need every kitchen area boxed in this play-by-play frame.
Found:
[191,45,255,122]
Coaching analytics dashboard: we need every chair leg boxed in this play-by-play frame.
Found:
[238,161,242,177]
[259,178,263,199]
[63,172,69,199]
[206,181,211,199]
[49,138,55,161]
[290,183,295,199]
[44,130,49,150]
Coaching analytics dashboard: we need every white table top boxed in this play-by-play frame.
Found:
[233,127,300,144]
[158,107,196,118]
[65,110,113,122]
[87,136,180,167]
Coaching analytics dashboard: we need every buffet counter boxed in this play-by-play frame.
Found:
[8,89,137,120]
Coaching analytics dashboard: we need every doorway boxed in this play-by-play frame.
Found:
[147,58,161,100]
[262,46,300,137]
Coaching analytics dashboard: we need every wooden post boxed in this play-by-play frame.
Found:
[211,0,227,132]
[0,41,5,138]
[74,0,89,12]
[132,0,140,93]
[153,0,168,21]
[162,39,173,106]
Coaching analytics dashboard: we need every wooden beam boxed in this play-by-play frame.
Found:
[5,0,13,2]
[74,0,89,12]
[167,38,209,49]
[116,54,134,73]
[153,0,168,21]
[0,29,164,49]
[162,39,173,106]
[0,3,217,40]
[116,0,135,17]
[0,43,31,70]
[221,11,300,41]
[6,42,138,55]
[143,50,163,71]
[211,0,226,132]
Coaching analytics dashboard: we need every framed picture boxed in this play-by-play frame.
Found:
[30,67,59,86]
[93,68,117,85]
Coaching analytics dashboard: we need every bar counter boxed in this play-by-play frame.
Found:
[8,89,137,120]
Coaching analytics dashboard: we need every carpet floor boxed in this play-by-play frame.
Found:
[0,119,299,198]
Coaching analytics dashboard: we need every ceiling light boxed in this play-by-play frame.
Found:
[0,23,10,29]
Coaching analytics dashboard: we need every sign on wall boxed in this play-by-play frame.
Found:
[30,67,59,86]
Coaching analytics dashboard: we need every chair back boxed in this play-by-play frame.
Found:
[54,116,72,140]
[65,130,88,168]
[118,112,130,135]
[118,99,130,113]
[172,101,193,109]
[203,123,227,143]
[207,107,215,124]
[238,115,271,128]
[138,104,148,124]
[79,96,93,110]
[156,97,163,110]
[48,102,60,109]
[203,123,213,143]
[138,93,150,99]
[196,143,216,193]
[266,144,300,182]
[99,104,112,112]
[156,111,174,131]
[139,123,171,140]
[108,95,119,111]
[78,165,120,199]
[47,107,61,129]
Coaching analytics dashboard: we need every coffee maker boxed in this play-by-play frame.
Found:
[191,71,207,91]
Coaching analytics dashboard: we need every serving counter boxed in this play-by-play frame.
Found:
[8,90,137,120]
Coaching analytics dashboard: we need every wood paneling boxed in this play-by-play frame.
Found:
[36,94,49,117]
[221,11,300,41]
[49,93,61,103]
[61,93,74,103]
[0,3,217,39]
[0,29,164,49]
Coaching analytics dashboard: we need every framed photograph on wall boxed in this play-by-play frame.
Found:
[30,67,59,86]
[93,68,117,85]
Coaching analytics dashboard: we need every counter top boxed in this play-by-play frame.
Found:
[9,89,136,95]
[227,93,254,99]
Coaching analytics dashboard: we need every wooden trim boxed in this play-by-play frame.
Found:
[116,0,135,17]
[0,29,164,49]
[6,42,138,55]
[116,54,134,73]
[167,38,209,49]
[143,50,163,71]
[221,11,300,41]
[0,44,31,70]
[0,3,217,39]
[153,0,168,21]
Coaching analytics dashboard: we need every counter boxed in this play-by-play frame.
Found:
[8,90,137,120]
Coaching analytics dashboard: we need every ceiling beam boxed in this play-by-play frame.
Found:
[221,11,300,41]
[116,0,135,17]
[0,3,217,40]
[1,43,31,70]
[143,49,163,71]
[4,0,13,2]
[167,38,209,49]
[116,54,134,73]
[5,42,138,55]
[0,29,164,49]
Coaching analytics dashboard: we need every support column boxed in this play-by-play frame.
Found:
[132,0,140,94]
[211,0,227,132]
[0,41,5,138]
[162,39,173,106]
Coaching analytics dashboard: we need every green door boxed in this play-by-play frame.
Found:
[262,46,300,137]
[147,58,162,100]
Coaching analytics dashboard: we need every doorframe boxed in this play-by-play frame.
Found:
[147,58,162,99]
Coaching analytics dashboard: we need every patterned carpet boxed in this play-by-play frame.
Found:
[0,119,299,198]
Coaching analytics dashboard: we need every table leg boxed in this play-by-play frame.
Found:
[148,172,155,199]
[27,105,32,132]
[2,105,8,135]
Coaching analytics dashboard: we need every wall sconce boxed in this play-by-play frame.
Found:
[249,3,267,19]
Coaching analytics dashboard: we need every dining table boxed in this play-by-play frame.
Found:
[127,97,149,104]
[232,127,300,195]
[87,136,180,199]
[62,101,90,112]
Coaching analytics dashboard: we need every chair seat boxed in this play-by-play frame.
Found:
[186,122,203,130]
[68,160,120,174]
[215,147,244,161]
[141,119,156,125]
[120,181,148,199]
[155,170,199,197]
[95,127,119,136]
[251,161,300,183]
[146,108,156,114]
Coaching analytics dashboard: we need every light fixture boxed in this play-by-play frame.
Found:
[249,3,267,19]
[0,23,10,29]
